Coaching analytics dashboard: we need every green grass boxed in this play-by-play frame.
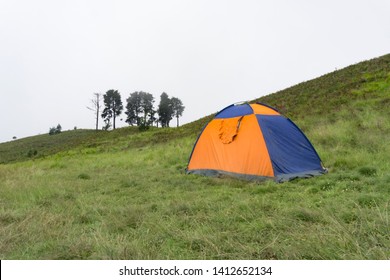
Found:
[0,54,390,259]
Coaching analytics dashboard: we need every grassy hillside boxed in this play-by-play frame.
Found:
[0,54,389,259]
[0,124,200,164]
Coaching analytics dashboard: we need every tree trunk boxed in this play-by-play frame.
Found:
[113,110,116,130]
[96,106,99,130]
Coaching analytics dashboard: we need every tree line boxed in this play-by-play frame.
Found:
[88,90,185,130]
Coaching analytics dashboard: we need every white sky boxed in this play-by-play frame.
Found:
[0,0,389,143]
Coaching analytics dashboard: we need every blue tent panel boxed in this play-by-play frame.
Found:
[215,104,253,119]
[257,115,324,179]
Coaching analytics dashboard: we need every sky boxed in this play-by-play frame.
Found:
[0,0,389,143]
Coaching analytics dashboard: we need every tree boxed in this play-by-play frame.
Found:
[49,127,56,135]
[49,124,62,135]
[101,89,123,130]
[87,93,102,131]
[158,92,174,127]
[125,92,142,126]
[170,97,185,127]
[140,92,155,126]
[125,91,155,128]
[148,108,157,127]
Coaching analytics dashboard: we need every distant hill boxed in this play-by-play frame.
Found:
[1,54,389,164]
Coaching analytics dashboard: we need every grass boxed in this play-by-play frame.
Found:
[0,54,390,259]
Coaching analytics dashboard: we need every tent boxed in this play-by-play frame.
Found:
[186,103,327,182]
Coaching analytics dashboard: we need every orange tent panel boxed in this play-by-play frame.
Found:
[188,114,274,177]
[250,103,280,115]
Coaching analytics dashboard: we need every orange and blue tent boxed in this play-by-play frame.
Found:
[186,103,327,182]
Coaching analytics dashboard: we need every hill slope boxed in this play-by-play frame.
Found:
[0,54,389,259]
[2,54,389,164]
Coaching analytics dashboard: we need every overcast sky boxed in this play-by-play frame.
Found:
[0,0,389,143]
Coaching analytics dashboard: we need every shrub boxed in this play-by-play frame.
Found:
[49,124,62,135]
[49,127,56,135]
[138,120,150,131]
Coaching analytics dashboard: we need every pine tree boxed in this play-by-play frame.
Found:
[170,97,185,127]
[101,89,123,130]
[158,92,173,127]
